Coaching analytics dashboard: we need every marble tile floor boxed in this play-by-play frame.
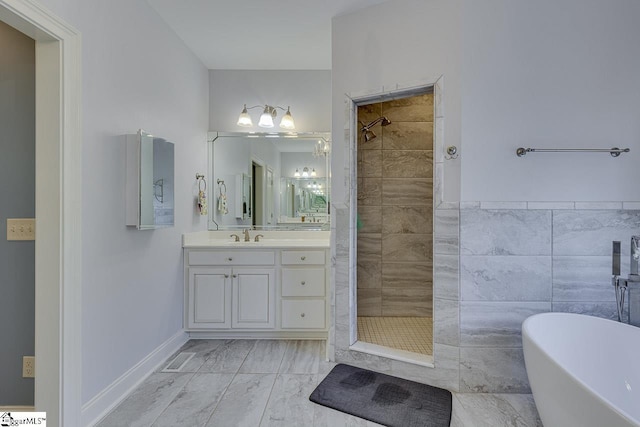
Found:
[96,339,541,427]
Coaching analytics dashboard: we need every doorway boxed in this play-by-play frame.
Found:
[355,90,434,356]
[0,1,82,425]
[0,18,35,409]
[252,161,264,227]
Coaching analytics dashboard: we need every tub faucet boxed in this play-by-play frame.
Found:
[631,235,640,276]
[612,236,640,326]
[243,228,251,242]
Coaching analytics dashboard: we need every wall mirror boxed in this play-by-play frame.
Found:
[208,131,331,230]
[126,129,175,229]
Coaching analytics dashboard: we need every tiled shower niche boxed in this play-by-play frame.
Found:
[356,92,434,354]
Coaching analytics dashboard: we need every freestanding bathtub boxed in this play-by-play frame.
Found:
[522,312,640,427]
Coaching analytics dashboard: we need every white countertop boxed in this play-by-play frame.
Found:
[182,230,330,249]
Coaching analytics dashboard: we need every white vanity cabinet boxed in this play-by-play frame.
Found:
[183,243,329,339]
[280,250,326,329]
[185,250,275,331]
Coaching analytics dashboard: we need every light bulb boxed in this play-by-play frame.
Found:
[258,106,274,128]
[279,106,295,130]
[237,104,253,127]
[311,168,317,177]
[294,169,300,178]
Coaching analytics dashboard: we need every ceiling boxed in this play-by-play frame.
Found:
[147,0,389,70]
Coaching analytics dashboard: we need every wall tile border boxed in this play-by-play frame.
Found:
[460,201,640,210]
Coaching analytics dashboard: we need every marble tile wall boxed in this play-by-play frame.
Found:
[459,206,640,393]
[356,93,434,317]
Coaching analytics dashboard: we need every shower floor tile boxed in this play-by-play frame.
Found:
[357,316,433,355]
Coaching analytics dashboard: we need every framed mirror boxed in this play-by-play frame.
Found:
[208,131,330,230]
[126,129,175,229]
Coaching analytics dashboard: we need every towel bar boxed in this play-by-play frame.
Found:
[516,147,630,158]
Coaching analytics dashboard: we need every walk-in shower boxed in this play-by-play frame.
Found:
[359,116,391,142]
[356,92,434,356]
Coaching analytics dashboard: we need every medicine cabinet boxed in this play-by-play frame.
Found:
[126,129,175,229]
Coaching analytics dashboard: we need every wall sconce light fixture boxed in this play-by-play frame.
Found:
[294,167,316,178]
[237,104,295,130]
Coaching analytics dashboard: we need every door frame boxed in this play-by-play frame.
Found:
[251,157,265,226]
[0,1,82,425]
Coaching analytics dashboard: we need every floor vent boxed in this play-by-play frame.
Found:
[162,352,195,372]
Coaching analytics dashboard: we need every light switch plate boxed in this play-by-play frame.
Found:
[7,218,36,241]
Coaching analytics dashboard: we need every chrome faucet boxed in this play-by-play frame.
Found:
[254,234,264,242]
[243,228,251,242]
[230,233,240,242]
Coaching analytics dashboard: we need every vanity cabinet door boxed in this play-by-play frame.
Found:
[232,268,275,329]
[188,267,231,329]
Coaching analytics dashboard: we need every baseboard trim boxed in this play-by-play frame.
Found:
[0,406,35,412]
[187,331,328,340]
[81,330,188,427]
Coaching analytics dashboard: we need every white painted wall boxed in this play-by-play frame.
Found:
[209,70,331,133]
[331,0,463,205]
[333,0,640,203]
[36,0,209,404]
[461,0,640,202]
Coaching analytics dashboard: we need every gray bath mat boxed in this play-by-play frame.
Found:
[309,364,452,427]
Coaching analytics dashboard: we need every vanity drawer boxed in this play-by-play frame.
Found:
[281,250,325,265]
[188,251,275,266]
[281,268,325,297]
[281,300,325,329]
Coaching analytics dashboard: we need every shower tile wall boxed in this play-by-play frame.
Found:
[459,206,640,393]
[356,93,434,317]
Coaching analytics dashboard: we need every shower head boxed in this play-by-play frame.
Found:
[363,129,377,142]
[361,116,392,131]
[360,116,391,142]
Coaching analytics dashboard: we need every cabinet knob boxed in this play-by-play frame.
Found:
[224,274,229,278]
[232,274,237,278]
[228,257,233,261]
[300,313,306,318]
[301,256,306,261]
[301,281,306,285]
